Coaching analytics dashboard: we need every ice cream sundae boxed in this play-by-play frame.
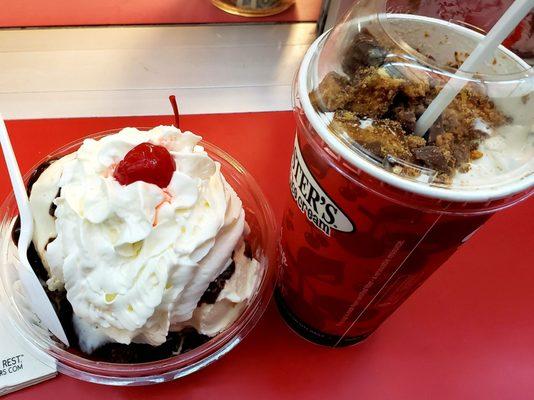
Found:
[11,125,262,363]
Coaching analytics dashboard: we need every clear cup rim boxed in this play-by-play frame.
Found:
[0,127,278,382]
[376,9,533,79]
[298,14,534,203]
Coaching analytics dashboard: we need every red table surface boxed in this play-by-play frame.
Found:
[0,0,321,27]
[2,112,534,400]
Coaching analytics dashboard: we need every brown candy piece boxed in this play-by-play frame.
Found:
[342,30,388,77]
[348,70,403,118]
[310,72,354,112]
[332,111,413,161]
[413,146,452,173]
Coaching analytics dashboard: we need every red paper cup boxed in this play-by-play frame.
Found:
[276,10,534,346]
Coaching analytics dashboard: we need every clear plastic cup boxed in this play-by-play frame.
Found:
[0,129,277,385]
[276,1,533,346]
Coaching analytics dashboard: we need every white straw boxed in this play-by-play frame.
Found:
[414,0,534,136]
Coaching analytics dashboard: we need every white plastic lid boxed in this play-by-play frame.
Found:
[299,5,534,203]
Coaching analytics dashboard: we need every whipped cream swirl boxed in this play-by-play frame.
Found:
[31,126,251,350]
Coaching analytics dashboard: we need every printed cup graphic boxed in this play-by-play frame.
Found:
[276,3,533,346]
[289,136,354,236]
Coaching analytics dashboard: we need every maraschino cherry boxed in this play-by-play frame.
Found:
[113,142,176,188]
[113,95,181,188]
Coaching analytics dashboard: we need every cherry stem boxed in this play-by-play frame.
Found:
[169,95,180,129]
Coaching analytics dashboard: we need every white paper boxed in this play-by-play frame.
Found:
[0,283,56,396]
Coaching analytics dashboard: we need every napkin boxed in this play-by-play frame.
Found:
[0,280,56,395]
